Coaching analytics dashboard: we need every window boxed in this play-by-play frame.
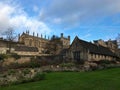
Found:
[73,51,80,61]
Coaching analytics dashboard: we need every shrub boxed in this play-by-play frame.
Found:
[6,62,20,69]
[10,53,21,60]
[0,53,20,61]
[22,69,30,75]
[32,72,45,81]
[8,69,16,75]
[0,54,8,61]
[75,60,85,65]
[28,60,41,68]
[99,60,111,64]
[43,70,52,73]
[14,72,45,84]
[111,60,117,64]
[60,63,75,67]
[0,70,46,86]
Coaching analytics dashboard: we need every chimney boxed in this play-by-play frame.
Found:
[18,34,20,41]
[28,30,29,35]
[18,34,20,39]
[61,33,63,38]
[41,34,43,38]
[68,35,70,40]
[45,35,46,39]
[48,36,49,40]
[53,35,55,39]
[109,39,111,41]
[26,30,27,34]
[37,33,39,37]
[33,32,34,36]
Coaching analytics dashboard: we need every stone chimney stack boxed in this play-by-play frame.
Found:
[28,30,29,35]
[45,35,46,39]
[18,34,20,39]
[26,30,27,34]
[33,32,34,36]
[18,34,20,37]
[37,33,39,37]
[53,35,55,39]
[68,35,70,40]
[41,34,43,38]
[61,33,63,38]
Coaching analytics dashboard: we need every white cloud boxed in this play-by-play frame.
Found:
[0,2,13,33]
[40,0,120,28]
[0,1,51,36]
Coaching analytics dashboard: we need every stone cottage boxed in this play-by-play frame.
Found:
[66,36,117,62]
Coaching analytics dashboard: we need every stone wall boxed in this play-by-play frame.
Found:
[0,48,8,54]
[14,51,39,56]
[88,53,116,61]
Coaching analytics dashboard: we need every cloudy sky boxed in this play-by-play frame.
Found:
[0,0,120,42]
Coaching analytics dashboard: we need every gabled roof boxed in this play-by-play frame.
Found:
[15,46,38,52]
[71,36,116,57]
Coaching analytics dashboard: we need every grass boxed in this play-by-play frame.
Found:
[0,68,120,90]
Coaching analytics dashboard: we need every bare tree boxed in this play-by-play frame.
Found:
[3,27,17,53]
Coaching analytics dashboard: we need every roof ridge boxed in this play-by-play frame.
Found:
[75,37,115,56]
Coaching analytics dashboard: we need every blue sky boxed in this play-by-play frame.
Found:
[0,0,120,42]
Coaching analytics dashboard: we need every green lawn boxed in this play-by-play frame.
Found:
[1,68,120,90]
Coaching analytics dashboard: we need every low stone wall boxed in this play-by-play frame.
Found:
[2,57,31,66]
[0,68,44,86]
[0,62,120,86]
[35,62,120,72]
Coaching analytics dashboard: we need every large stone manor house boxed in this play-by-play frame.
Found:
[18,31,70,55]
[0,31,119,62]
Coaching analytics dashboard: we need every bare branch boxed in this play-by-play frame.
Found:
[3,27,16,41]
[3,27,17,53]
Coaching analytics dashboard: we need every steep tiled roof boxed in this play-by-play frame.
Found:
[74,36,116,56]
[15,46,38,52]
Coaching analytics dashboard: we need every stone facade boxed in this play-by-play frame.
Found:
[94,39,118,53]
[18,31,70,55]
[66,36,117,62]
[0,31,119,62]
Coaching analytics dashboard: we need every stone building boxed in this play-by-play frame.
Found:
[94,39,118,53]
[14,45,39,56]
[0,38,20,54]
[66,36,117,62]
[18,31,70,55]
[0,31,119,62]
[19,32,49,54]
